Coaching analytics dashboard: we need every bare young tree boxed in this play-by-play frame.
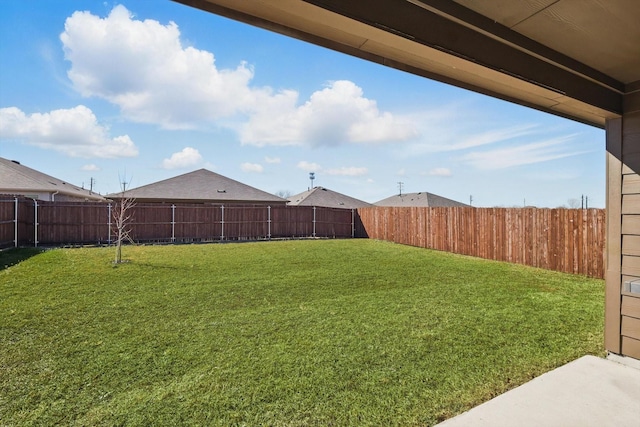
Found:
[112,196,135,264]
[112,173,135,264]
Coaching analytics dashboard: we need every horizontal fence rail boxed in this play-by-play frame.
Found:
[0,198,355,248]
[355,207,606,278]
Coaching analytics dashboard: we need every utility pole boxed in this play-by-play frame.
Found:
[581,194,584,209]
[469,195,473,206]
[398,181,404,196]
[119,171,131,193]
[90,177,95,193]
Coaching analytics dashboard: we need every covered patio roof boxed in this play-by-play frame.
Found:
[173,0,640,128]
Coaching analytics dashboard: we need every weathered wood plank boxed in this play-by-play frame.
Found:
[622,336,640,359]
[622,316,640,340]
[622,194,640,214]
[622,174,640,194]
[622,295,640,319]
[622,255,640,277]
[622,215,640,235]
[623,235,640,257]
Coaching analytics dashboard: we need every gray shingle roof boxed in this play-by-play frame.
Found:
[106,169,286,204]
[0,157,105,201]
[374,192,469,207]
[287,187,372,209]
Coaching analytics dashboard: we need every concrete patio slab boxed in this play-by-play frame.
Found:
[436,355,640,427]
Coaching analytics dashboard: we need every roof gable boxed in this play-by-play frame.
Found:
[108,169,286,203]
[374,192,468,207]
[0,157,105,201]
[288,186,372,208]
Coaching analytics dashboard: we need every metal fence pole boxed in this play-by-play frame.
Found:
[267,205,271,240]
[313,206,316,238]
[171,204,176,243]
[107,203,112,245]
[14,197,18,247]
[34,200,38,248]
[221,205,225,241]
[351,208,355,238]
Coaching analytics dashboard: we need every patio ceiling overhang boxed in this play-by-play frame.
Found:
[172,0,640,129]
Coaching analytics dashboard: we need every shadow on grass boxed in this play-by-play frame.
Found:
[0,248,44,271]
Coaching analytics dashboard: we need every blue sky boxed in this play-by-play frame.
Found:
[0,0,605,207]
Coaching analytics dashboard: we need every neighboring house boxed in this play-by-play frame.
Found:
[106,169,287,205]
[287,186,372,209]
[374,192,469,207]
[0,157,105,202]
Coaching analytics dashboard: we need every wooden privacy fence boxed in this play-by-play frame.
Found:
[1,199,606,278]
[355,207,606,278]
[0,198,355,248]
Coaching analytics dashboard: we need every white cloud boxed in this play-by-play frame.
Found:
[396,168,406,176]
[0,105,138,158]
[326,166,368,176]
[264,156,280,164]
[444,125,537,151]
[241,162,264,173]
[297,161,321,172]
[59,7,418,146]
[81,163,100,171]
[240,80,419,146]
[428,167,452,177]
[161,147,202,169]
[461,135,588,170]
[60,5,261,129]
[401,111,540,157]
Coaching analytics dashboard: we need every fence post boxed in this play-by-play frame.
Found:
[221,205,225,241]
[267,205,271,240]
[14,197,18,247]
[107,203,112,245]
[351,208,355,238]
[171,204,176,243]
[34,200,38,248]
[313,206,316,238]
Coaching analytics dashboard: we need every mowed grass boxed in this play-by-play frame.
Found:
[0,239,603,426]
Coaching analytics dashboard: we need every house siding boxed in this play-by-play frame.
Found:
[607,89,640,360]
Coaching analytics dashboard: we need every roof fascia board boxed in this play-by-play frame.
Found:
[172,0,618,126]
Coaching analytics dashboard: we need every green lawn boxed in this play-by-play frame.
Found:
[0,240,604,426]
